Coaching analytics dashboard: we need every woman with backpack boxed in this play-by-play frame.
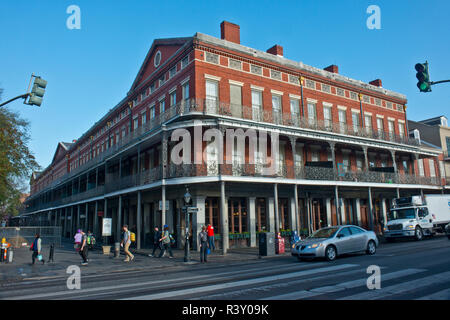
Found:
[158,225,173,259]
[199,226,209,263]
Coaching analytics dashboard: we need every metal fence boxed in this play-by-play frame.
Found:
[0,227,62,248]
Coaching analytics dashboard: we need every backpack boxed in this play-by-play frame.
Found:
[200,232,207,243]
[130,232,136,242]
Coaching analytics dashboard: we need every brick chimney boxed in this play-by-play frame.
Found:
[266,45,283,57]
[324,65,339,74]
[369,79,382,87]
[220,21,240,44]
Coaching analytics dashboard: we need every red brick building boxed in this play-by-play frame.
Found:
[23,22,445,251]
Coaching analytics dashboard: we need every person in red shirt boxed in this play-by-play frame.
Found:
[207,224,215,251]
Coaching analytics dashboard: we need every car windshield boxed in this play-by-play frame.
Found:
[388,208,416,221]
[308,227,339,239]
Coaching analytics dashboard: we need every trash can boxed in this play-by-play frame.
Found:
[258,232,275,256]
[114,242,121,258]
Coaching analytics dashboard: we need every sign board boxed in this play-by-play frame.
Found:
[102,218,112,236]
[97,211,104,217]
[158,200,170,211]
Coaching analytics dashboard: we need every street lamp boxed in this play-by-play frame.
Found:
[184,185,191,262]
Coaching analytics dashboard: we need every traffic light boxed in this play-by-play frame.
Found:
[27,76,47,106]
[415,62,431,92]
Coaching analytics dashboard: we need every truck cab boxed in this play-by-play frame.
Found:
[384,196,434,241]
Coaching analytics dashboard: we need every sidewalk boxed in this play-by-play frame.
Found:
[0,241,292,283]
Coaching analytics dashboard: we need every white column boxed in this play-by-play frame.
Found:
[193,195,206,251]
[355,198,362,226]
[267,197,275,232]
[248,197,256,247]
[220,181,229,254]
[381,198,388,225]
[274,184,279,233]
[175,199,184,249]
[161,185,166,228]
[289,197,296,232]
[326,198,332,227]
[294,185,299,232]
[137,191,142,250]
[340,200,346,225]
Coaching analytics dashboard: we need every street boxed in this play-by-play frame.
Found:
[1,236,449,300]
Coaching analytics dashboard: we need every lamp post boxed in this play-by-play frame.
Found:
[183,186,191,262]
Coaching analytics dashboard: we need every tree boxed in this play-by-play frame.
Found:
[0,89,40,220]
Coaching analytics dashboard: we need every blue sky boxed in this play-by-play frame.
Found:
[0,0,449,180]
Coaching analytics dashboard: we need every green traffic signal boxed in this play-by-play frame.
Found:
[415,62,431,92]
[28,77,47,106]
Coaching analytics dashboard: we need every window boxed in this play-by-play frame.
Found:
[323,105,332,130]
[250,64,262,75]
[294,145,303,168]
[290,98,300,125]
[289,74,299,84]
[339,109,347,133]
[337,227,352,237]
[270,70,281,80]
[342,153,350,172]
[375,98,381,106]
[150,106,155,120]
[398,122,405,138]
[181,56,189,69]
[388,120,395,139]
[159,75,165,87]
[356,157,363,171]
[352,112,360,133]
[429,159,436,177]
[307,102,317,126]
[377,117,384,136]
[141,112,146,126]
[170,91,177,107]
[230,84,242,117]
[272,94,282,125]
[350,227,364,235]
[418,159,425,176]
[321,83,331,93]
[133,117,139,131]
[365,114,372,133]
[311,149,319,162]
[182,82,189,104]
[229,59,242,70]
[149,83,155,94]
[159,99,165,114]
[169,66,176,78]
[350,92,358,100]
[206,80,219,111]
[205,52,219,64]
[251,89,262,121]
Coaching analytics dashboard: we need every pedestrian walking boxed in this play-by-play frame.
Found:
[30,233,45,265]
[148,227,162,257]
[74,229,82,252]
[199,226,209,263]
[158,225,173,258]
[121,225,134,262]
[207,223,215,251]
[79,230,88,265]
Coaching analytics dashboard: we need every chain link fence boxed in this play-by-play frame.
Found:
[0,227,62,248]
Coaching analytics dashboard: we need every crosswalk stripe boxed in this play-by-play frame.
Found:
[4,261,327,300]
[416,288,450,300]
[122,264,359,300]
[261,268,425,300]
[340,270,450,300]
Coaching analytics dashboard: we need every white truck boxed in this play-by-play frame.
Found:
[384,195,450,241]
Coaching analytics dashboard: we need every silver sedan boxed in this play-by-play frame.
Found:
[291,225,379,261]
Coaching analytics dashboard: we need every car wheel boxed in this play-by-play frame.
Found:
[325,245,337,261]
[366,240,376,255]
[414,227,423,241]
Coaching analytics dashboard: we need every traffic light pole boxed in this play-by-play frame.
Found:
[0,93,30,108]
[430,80,450,85]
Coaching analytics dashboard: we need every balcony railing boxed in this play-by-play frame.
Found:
[28,98,421,202]
[23,163,442,214]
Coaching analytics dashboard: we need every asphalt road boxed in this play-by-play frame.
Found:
[1,236,449,300]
